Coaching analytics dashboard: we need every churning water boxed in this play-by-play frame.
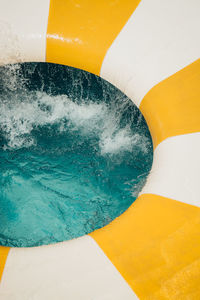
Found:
[0,63,153,247]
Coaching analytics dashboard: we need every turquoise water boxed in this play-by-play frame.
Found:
[0,63,153,247]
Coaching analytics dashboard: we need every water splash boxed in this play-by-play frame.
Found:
[0,91,150,157]
[0,63,153,247]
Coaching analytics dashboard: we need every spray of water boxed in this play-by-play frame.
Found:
[0,90,150,158]
[0,63,153,247]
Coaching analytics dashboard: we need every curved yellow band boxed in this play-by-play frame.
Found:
[90,194,200,299]
[46,0,140,75]
[140,59,200,148]
[0,247,9,282]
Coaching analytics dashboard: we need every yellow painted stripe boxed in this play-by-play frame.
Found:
[0,247,9,282]
[140,59,200,148]
[46,0,140,75]
[90,194,200,299]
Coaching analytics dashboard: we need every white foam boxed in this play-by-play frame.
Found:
[0,91,149,156]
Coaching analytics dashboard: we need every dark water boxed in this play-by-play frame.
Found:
[0,63,153,247]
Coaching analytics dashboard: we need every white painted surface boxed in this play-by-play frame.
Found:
[0,236,138,300]
[141,133,200,207]
[0,0,50,64]
[0,0,199,298]
[100,0,200,106]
